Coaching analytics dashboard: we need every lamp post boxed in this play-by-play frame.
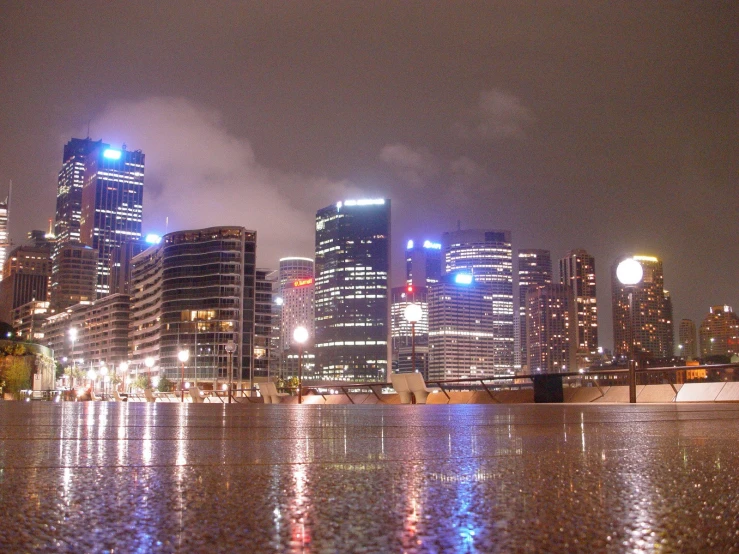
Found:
[68,328,78,385]
[403,303,423,374]
[118,361,128,393]
[144,357,155,389]
[178,349,190,403]
[87,369,97,396]
[99,365,109,398]
[225,340,236,403]
[293,326,309,404]
[616,257,644,404]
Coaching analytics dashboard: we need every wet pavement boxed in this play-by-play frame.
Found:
[1,401,738,553]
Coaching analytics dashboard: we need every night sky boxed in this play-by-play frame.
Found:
[0,2,736,349]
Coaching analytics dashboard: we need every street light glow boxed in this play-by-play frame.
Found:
[403,303,423,324]
[616,258,643,285]
[293,326,309,345]
[178,349,190,363]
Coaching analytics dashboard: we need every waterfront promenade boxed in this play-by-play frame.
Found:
[1,401,738,552]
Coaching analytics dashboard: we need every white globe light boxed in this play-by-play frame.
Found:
[293,326,309,345]
[616,258,643,285]
[119,361,129,372]
[404,303,423,323]
[144,357,155,369]
[178,349,190,363]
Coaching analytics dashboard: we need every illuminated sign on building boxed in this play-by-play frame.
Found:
[103,149,122,160]
[423,240,441,249]
[293,278,314,287]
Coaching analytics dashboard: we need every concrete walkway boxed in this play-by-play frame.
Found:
[1,402,738,552]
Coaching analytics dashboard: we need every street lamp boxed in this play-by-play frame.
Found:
[178,349,190,402]
[293,326,309,404]
[616,257,644,403]
[225,340,236,404]
[68,328,78,385]
[403,303,423,375]
[87,369,97,395]
[99,365,109,397]
[144,357,155,389]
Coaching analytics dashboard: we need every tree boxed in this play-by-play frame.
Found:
[3,358,32,398]
[133,375,151,391]
[157,376,174,392]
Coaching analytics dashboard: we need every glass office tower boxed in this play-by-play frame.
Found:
[314,199,390,382]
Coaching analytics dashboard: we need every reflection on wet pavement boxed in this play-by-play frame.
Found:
[1,402,738,552]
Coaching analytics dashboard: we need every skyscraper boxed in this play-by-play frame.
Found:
[391,285,429,376]
[526,284,576,373]
[516,249,552,370]
[441,229,514,373]
[679,318,698,359]
[699,306,739,358]
[314,199,390,382]
[0,198,9,282]
[55,138,103,249]
[278,257,315,355]
[559,249,599,365]
[405,239,443,287]
[612,255,674,359]
[428,273,496,380]
[80,143,145,297]
[0,242,52,324]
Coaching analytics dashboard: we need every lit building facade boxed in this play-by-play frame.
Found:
[405,239,443,287]
[278,257,314,354]
[441,229,514,373]
[12,300,51,343]
[612,255,674,359]
[129,227,257,384]
[0,198,8,282]
[50,243,98,312]
[559,249,598,365]
[699,306,739,358]
[79,143,145,297]
[678,318,698,359]
[391,285,429,376]
[314,199,390,382]
[254,269,279,379]
[526,284,576,373]
[54,138,103,249]
[0,243,52,324]
[428,273,496,380]
[516,249,552,370]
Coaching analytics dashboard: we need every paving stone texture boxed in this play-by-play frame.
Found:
[1,401,738,552]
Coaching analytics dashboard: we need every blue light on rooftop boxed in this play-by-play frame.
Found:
[145,234,162,244]
[454,273,473,285]
[423,240,441,249]
[407,240,414,250]
[103,149,122,160]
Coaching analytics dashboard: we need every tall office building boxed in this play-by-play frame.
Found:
[612,255,674,359]
[428,273,496,380]
[129,227,256,384]
[278,257,315,354]
[109,238,149,296]
[559,249,598,365]
[516,249,552,369]
[441,229,514,373]
[526,284,576,373]
[0,198,9,282]
[679,318,698,359]
[55,138,103,249]
[314,199,390,382]
[405,239,443,287]
[699,306,739,358]
[391,285,429,376]
[80,143,145,297]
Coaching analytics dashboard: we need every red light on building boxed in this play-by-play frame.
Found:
[407,285,413,293]
[293,278,314,287]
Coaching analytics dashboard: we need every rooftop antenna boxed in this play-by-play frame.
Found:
[457,219,461,231]
[165,216,169,234]
[87,119,92,140]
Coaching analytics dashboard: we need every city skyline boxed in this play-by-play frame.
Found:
[0,3,736,350]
